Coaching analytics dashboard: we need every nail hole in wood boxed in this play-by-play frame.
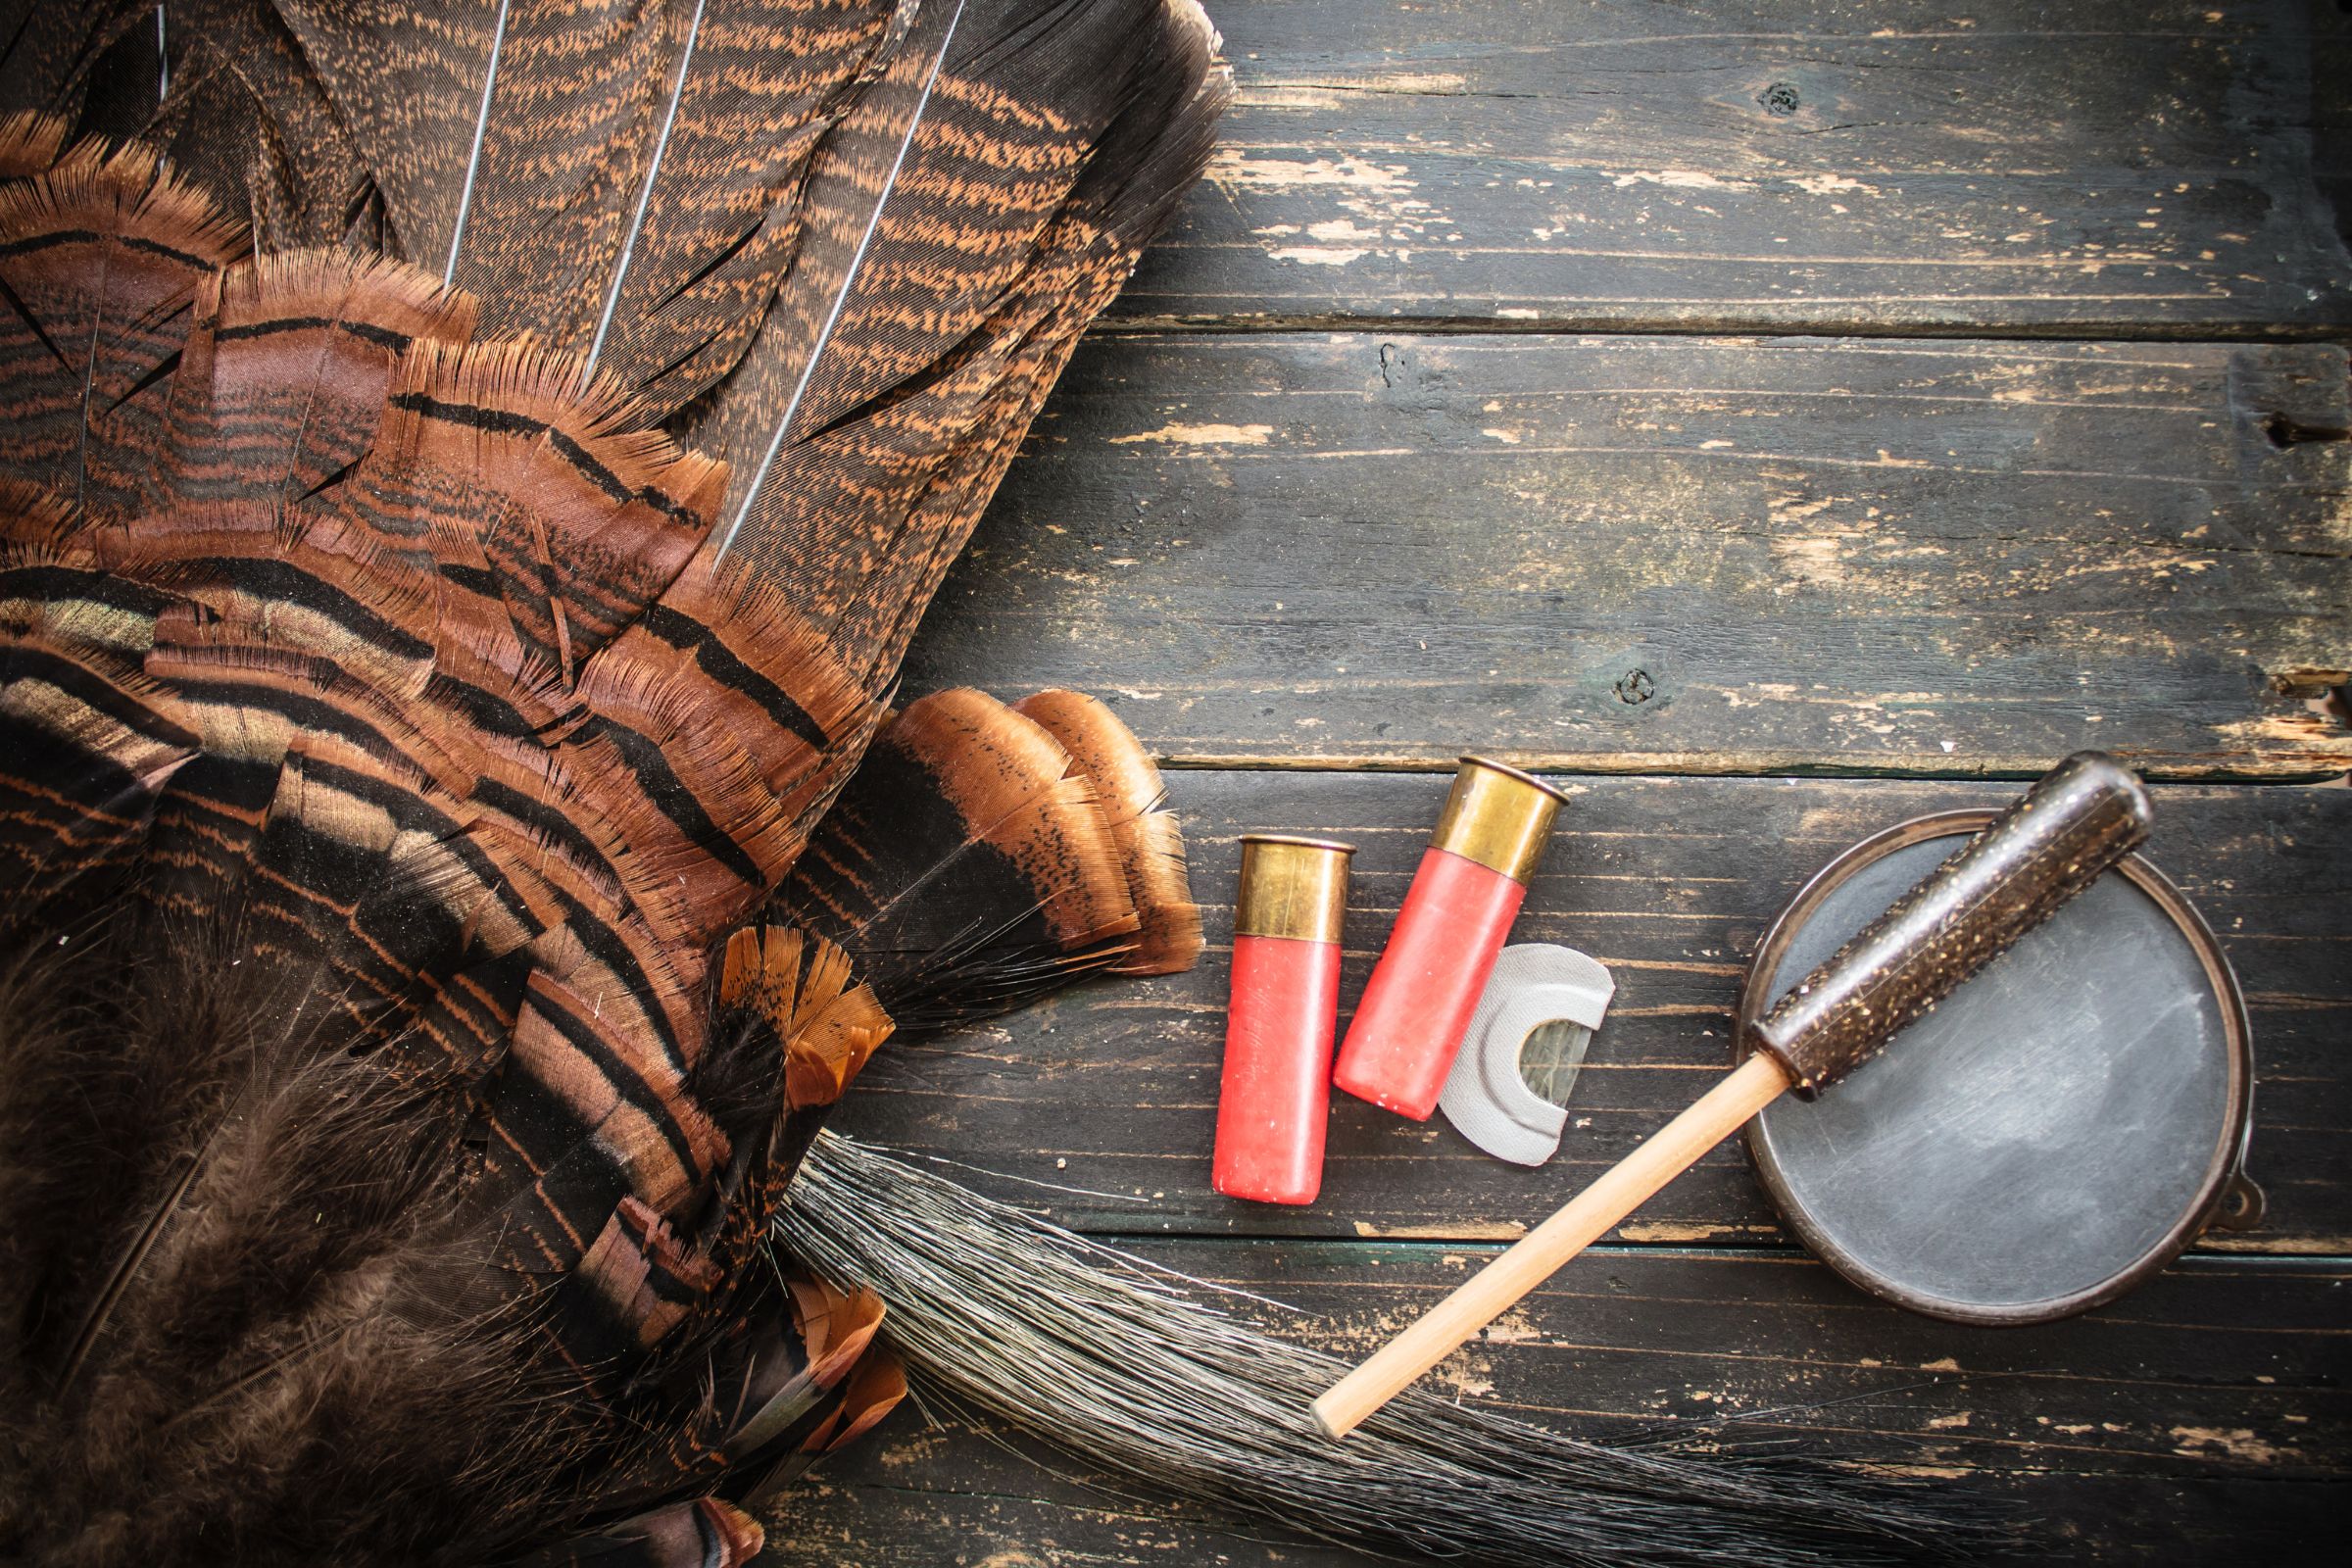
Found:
[2260,411,2351,448]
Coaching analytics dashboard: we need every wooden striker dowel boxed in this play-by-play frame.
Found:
[1311,1051,1792,1439]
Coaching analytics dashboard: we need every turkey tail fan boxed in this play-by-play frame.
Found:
[772,685,1201,1031]
[0,0,1226,1543]
[0,167,891,1559]
[2,2,1223,416]
[11,0,1228,697]
[0,0,1232,1562]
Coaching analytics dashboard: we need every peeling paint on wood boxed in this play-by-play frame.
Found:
[906,334,2352,777]
[1111,0,2352,333]
[833,771,2351,1251]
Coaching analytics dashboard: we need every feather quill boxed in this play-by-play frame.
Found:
[0,7,1230,1563]
[442,0,510,280]
[274,0,913,413]
[696,0,1228,687]
[715,0,964,556]
[583,0,911,414]
[582,0,707,374]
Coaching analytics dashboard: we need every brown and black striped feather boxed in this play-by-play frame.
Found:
[773,685,1171,1030]
[0,1,157,131]
[270,0,913,415]
[702,0,1228,688]
[1,4,384,253]
[0,133,248,520]
[149,248,478,512]
[0,2,1223,1559]
[578,0,908,414]
[1014,687,1200,975]
[153,1,384,252]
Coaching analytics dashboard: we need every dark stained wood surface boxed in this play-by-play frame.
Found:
[2322,2,2352,262]
[769,1249,2348,1566]
[1110,0,2352,333]
[904,333,2352,778]
[829,772,2352,1251]
[768,3,2350,1563]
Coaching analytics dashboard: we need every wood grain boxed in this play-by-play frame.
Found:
[800,6,2352,1559]
[1109,0,2352,333]
[2314,0,2352,266]
[1312,1054,1792,1437]
[899,332,2352,778]
[829,770,2352,1252]
[764,1246,2347,1565]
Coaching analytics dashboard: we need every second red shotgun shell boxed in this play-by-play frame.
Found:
[1213,835,1354,1205]
[1332,757,1568,1120]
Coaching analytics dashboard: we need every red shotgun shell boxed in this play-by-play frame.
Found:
[1333,757,1568,1120]
[1214,835,1354,1204]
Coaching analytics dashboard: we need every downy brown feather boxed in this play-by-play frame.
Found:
[0,2,1225,1559]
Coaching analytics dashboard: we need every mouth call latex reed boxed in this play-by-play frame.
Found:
[1333,758,1568,1120]
[1215,836,1355,1204]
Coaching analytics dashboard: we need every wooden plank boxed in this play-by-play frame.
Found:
[762,1247,2349,1565]
[2317,1,2352,263]
[1111,0,2352,332]
[897,332,2352,777]
[829,771,2352,1252]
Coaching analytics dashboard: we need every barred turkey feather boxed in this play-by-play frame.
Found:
[1011,686,1201,975]
[0,2,1225,1562]
[774,685,1200,1031]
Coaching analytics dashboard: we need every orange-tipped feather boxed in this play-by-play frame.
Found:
[0,6,1226,1561]
[768,686,1201,1030]
[1013,688,1202,975]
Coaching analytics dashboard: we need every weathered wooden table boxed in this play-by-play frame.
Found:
[786,4,2352,1561]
